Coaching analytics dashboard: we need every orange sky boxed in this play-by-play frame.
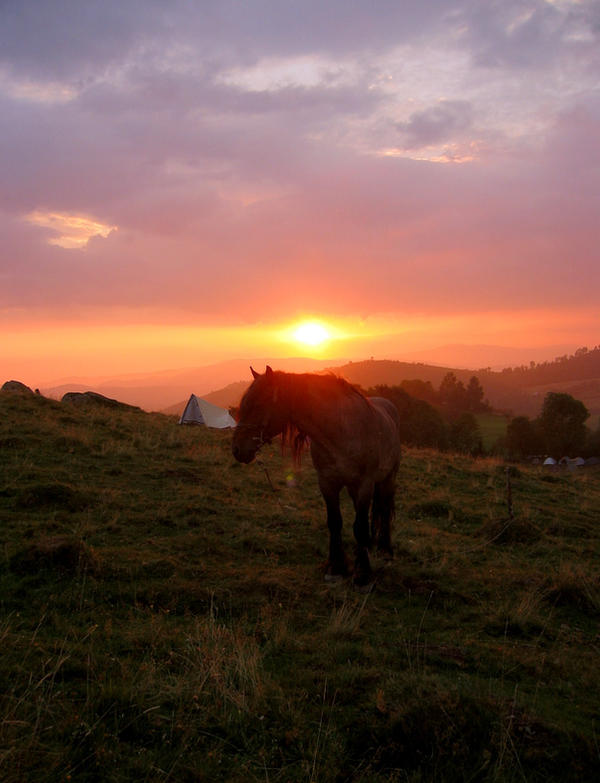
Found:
[1,2,598,387]
[3,307,597,388]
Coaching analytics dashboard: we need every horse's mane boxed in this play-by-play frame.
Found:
[279,372,369,467]
[281,422,309,467]
[280,371,368,403]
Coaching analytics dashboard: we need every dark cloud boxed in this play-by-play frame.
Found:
[0,0,451,82]
[396,100,474,149]
[0,0,152,80]
[458,0,600,69]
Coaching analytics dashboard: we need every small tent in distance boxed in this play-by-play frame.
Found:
[179,394,236,428]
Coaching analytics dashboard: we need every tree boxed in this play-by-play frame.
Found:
[400,378,438,405]
[439,372,466,411]
[506,416,542,459]
[466,376,489,412]
[367,385,448,450]
[439,372,489,413]
[538,392,589,458]
[584,421,600,458]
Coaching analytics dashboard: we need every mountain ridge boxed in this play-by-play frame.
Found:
[36,345,600,416]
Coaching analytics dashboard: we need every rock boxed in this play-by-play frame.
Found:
[61,391,141,412]
[1,380,35,395]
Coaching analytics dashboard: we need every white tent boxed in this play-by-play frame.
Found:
[179,394,236,428]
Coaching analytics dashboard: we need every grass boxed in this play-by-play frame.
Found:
[1,390,599,781]
[476,412,509,451]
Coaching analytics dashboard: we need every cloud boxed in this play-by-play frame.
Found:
[395,100,474,150]
[25,210,117,249]
[0,0,598,352]
[457,0,599,69]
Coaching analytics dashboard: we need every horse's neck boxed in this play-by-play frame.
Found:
[282,377,339,443]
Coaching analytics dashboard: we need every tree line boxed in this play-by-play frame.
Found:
[505,391,599,460]
[366,372,490,456]
[499,345,600,385]
[367,377,599,460]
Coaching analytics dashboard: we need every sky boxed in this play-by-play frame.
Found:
[1,0,599,385]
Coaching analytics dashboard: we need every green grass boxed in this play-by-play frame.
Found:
[1,391,599,781]
[476,412,509,451]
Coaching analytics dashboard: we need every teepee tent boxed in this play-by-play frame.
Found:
[179,394,236,428]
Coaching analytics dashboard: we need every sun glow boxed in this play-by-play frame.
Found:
[292,321,331,347]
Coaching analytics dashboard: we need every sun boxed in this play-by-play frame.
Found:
[292,321,331,347]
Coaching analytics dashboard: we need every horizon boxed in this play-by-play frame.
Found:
[5,340,590,394]
[1,2,598,384]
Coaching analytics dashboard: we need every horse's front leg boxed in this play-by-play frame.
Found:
[350,481,374,587]
[319,481,349,580]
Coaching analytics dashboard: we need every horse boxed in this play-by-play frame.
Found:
[232,366,401,586]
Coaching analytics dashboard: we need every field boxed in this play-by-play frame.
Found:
[1,390,599,782]
[474,414,508,452]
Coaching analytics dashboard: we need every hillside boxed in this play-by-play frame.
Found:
[334,360,525,411]
[39,345,600,416]
[332,352,600,416]
[1,388,599,781]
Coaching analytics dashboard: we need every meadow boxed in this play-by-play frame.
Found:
[1,390,599,782]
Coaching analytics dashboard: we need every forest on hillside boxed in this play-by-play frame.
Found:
[339,346,600,418]
[498,346,600,385]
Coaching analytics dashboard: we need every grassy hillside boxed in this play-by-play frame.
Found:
[1,390,599,782]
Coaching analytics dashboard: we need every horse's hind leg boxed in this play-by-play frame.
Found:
[350,482,374,587]
[372,472,396,561]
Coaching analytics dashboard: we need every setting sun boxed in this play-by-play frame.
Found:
[292,321,331,347]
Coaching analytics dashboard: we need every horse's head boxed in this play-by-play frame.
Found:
[232,366,287,463]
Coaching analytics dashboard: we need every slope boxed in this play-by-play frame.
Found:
[1,388,599,781]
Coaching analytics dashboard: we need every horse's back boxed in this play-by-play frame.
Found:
[369,396,400,427]
[308,388,401,486]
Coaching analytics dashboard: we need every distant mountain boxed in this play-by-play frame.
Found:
[41,357,348,412]
[39,346,600,417]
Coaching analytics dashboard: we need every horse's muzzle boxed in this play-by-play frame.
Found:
[232,441,256,464]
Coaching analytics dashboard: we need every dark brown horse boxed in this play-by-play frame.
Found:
[232,367,401,586]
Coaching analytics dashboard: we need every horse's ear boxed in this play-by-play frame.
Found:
[250,366,260,379]
[265,365,273,377]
